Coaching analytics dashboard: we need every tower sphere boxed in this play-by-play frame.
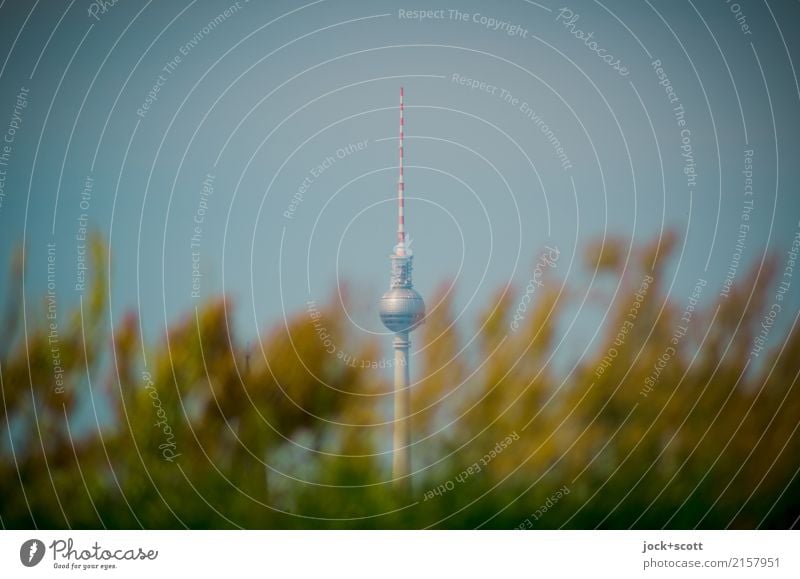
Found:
[379,286,425,333]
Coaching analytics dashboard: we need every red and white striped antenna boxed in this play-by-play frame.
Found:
[396,86,407,255]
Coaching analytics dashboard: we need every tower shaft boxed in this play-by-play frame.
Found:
[392,332,411,491]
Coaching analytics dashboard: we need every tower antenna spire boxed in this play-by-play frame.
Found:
[397,86,406,254]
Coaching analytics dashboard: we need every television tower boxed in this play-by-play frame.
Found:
[379,87,425,490]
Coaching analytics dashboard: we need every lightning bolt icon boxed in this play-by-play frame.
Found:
[28,542,38,562]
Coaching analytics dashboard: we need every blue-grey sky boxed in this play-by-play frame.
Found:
[1,0,798,371]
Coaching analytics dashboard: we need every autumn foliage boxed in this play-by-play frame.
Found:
[1,234,798,529]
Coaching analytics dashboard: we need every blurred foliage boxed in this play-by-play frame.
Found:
[1,233,799,529]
